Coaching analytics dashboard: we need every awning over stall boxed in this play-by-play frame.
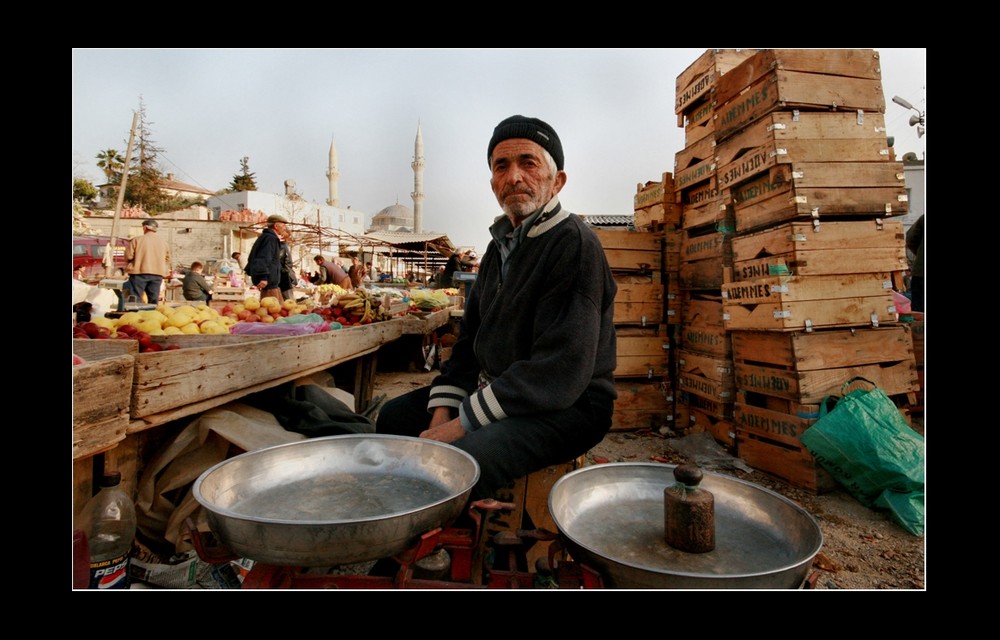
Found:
[360,231,457,278]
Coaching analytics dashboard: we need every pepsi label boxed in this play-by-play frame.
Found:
[89,552,130,589]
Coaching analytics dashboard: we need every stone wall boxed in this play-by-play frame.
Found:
[80,216,253,274]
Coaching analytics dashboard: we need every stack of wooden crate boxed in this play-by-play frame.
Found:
[671,48,920,492]
[594,222,673,432]
[672,50,755,444]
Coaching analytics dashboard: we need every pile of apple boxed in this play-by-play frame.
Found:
[72,297,319,351]
[73,319,181,352]
[71,294,396,353]
[219,296,312,323]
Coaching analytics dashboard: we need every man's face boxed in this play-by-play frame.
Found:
[490,138,566,224]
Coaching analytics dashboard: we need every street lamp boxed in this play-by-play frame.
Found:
[892,95,925,137]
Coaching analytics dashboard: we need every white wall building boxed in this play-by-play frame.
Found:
[206,190,367,238]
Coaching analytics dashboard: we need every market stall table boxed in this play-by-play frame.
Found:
[72,309,453,522]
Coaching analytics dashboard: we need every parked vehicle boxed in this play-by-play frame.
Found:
[73,236,128,279]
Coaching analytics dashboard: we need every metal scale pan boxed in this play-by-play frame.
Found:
[193,434,480,568]
[549,463,823,589]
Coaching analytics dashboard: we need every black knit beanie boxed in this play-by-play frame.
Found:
[487,115,564,170]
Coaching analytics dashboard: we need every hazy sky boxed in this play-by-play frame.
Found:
[72,48,926,253]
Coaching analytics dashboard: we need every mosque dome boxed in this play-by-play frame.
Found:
[371,202,414,231]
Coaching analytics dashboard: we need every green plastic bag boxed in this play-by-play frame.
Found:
[800,378,924,536]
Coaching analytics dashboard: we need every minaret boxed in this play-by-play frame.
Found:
[326,138,340,207]
[411,123,424,233]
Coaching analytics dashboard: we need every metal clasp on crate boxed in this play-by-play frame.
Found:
[804,319,813,333]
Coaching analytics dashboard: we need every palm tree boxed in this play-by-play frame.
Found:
[96,149,125,183]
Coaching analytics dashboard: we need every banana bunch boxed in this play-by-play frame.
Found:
[335,289,387,325]
[317,283,352,306]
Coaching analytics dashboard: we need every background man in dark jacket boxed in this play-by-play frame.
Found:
[245,215,287,301]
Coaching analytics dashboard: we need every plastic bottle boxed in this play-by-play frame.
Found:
[78,471,136,589]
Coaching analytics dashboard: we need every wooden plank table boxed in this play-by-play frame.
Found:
[73,309,453,519]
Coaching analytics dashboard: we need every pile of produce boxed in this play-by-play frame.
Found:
[316,283,350,305]
[318,289,396,326]
[408,289,452,313]
[72,290,401,352]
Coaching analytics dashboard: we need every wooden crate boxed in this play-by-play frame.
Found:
[736,428,836,493]
[732,324,914,369]
[73,343,135,460]
[731,218,904,262]
[723,273,895,307]
[734,190,906,236]
[633,172,675,210]
[665,292,681,325]
[736,389,820,419]
[683,390,733,417]
[688,406,737,452]
[732,325,919,403]
[716,111,889,166]
[729,162,907,234]
[734,401,816,443]
[723,293,897,331]
[910,316,924,367]
[714,49,882,108]
[487,458,582,569]
[714,68,886,142]
[681,292,725,327]
[683,98,716,146]
[614,280,664,326]
[594,228,663,273]
[674,135,717,192]
[682,229,732,263]
[682,197,731,232]
[678,349,733,382]
[679,256,730,291]
[675,48,760,118]
[213,285,251,302]
[722,273,898,332]
[615,327,671,378]
[734,356,917,404]
[680,176,717,206]
[680,323,732,358]
[716,113,893,191]
[678,370,734,405]
[612,379,674,431]
[635,203,682,230]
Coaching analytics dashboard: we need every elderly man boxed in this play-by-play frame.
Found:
[376,115,617,501]
[125,218,171,304]
[245,215,287,301]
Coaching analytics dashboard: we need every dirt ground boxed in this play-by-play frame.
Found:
[371,368,926,591]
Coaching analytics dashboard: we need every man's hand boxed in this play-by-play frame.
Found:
[419,418,465,444]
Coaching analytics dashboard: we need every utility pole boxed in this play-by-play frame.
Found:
[105,111,139,277]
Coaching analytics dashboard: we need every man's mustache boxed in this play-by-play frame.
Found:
[501,188,534,198]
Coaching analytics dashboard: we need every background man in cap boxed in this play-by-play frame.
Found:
[245,215,288,301]
[125,218,171,304]
[376,115,618,503]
